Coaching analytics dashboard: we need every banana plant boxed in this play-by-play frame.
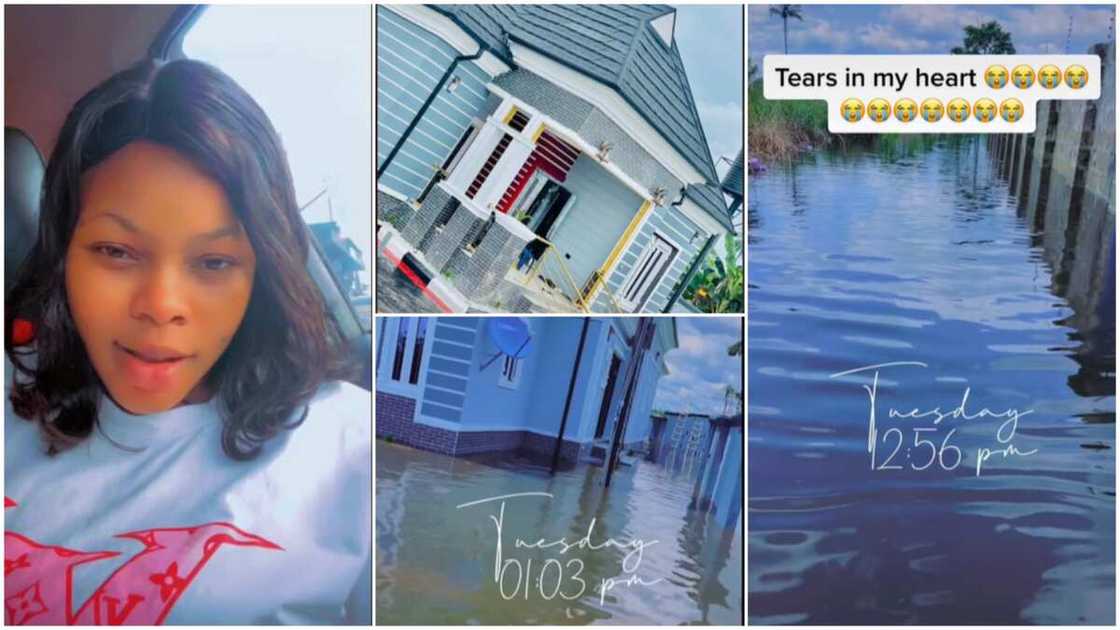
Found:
[684,234,743,313]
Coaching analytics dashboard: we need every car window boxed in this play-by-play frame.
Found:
[182,6,372,332]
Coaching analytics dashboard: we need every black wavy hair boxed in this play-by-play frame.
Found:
[6,58,350,459]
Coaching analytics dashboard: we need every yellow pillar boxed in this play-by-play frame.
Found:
[581,199,653,308]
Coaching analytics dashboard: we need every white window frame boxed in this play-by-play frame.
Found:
[543,190,578,239]
[511,170,551,218]
[618,230,680,312]
[513,171,576,236]
[497,354,522,389]
[442,116,534,215]
[376,317,436,397]
[442,119,483,182]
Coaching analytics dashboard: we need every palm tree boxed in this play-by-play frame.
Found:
[950,21,1016,54]
[770,5,804,54]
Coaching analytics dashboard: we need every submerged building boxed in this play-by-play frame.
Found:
[376,5,735,313]
[375,317,676,464]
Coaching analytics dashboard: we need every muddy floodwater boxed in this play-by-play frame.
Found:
[376,440,743,624]
[748,140,1115,624]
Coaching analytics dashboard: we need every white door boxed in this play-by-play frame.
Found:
[619,234,678,311]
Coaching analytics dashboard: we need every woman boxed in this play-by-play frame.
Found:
[5,59,371,624]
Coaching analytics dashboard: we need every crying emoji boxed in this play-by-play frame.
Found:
[894,98,917,123]
[841,98,864,122]
[984,65,1009,89]
[974,98,997,123]
[1038,64,1062,89]
[947,98,970,123]
[1000,98,1024,123]
[867,98,891,123]
[1011,64,1035,89]
[1065,65,1088,89]
[920,98,944,122]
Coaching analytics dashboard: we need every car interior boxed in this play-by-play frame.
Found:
[5,4,372,391]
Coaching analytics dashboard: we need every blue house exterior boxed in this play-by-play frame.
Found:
[377,5,735,313]
[376,317,677,464]
[649,411,743,530]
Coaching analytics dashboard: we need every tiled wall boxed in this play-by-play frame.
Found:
[376,391,459,454]
[376,393,593,465]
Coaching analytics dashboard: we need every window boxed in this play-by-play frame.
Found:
[391,317,410,381]
[504,106,530,132]
[445,121,482,174]
[183,6,372,331]
[418,120,481,204]
[409,319,428,384]
[380,318,433,389]
[376,318,386,371]
[619,233,679,311]
[466,133,513,199]
[498,355,521,389]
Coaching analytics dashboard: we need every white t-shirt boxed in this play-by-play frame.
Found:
[4,380,372,625]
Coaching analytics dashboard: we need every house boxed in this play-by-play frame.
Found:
[308,220,367,297]
[376,5,736,313]
[649,411,743,529]
[375,317,677,465]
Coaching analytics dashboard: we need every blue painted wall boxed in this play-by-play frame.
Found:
[418,318,478,422]
[455,318,623,442]
[545,156,643,290]
[623,351,664,445]
[375,317,674,449]
[595,204,705,313]
[376,7,493,200]
[712,426,744,529]
[456,317,548,430]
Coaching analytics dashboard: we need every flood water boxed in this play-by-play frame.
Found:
[748,139,1115,624]
[376,441,743,625]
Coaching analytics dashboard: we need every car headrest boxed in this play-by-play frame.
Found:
[5,127,44,290]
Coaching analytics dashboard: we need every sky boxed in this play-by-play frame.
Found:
[654,318,743,416]
[184,5,740,284]
[749,4,1115,61]
[675,5,744,180]
[186,6,373,291]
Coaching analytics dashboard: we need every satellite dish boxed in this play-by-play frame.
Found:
[488,318,532,358]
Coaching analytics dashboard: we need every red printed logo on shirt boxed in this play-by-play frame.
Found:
[4,498,281,625]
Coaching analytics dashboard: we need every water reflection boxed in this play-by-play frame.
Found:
[748,139,1115,624]
[376,441,743,624]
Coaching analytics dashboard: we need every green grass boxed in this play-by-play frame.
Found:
[748,80,950,163]
[748,82,827,131]
[748,81,828,161]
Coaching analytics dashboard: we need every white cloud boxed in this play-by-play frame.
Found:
[696,100,743,166]
[789,17,853,51]
[884,5,986,35]
[858,23,935,53]
[653,319,742,415]
[1002,5,1113,52]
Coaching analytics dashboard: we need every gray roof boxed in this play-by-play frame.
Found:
[685,183,732,231]
[432,4,731,227]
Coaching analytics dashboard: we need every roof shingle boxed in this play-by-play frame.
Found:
[430,4,732,230]
[431,5,723,183]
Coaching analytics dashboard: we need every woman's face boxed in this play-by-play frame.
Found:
[65,141,257,415]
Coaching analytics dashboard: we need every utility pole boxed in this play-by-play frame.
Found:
[605,318,655,488]
[551,319,591,475]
